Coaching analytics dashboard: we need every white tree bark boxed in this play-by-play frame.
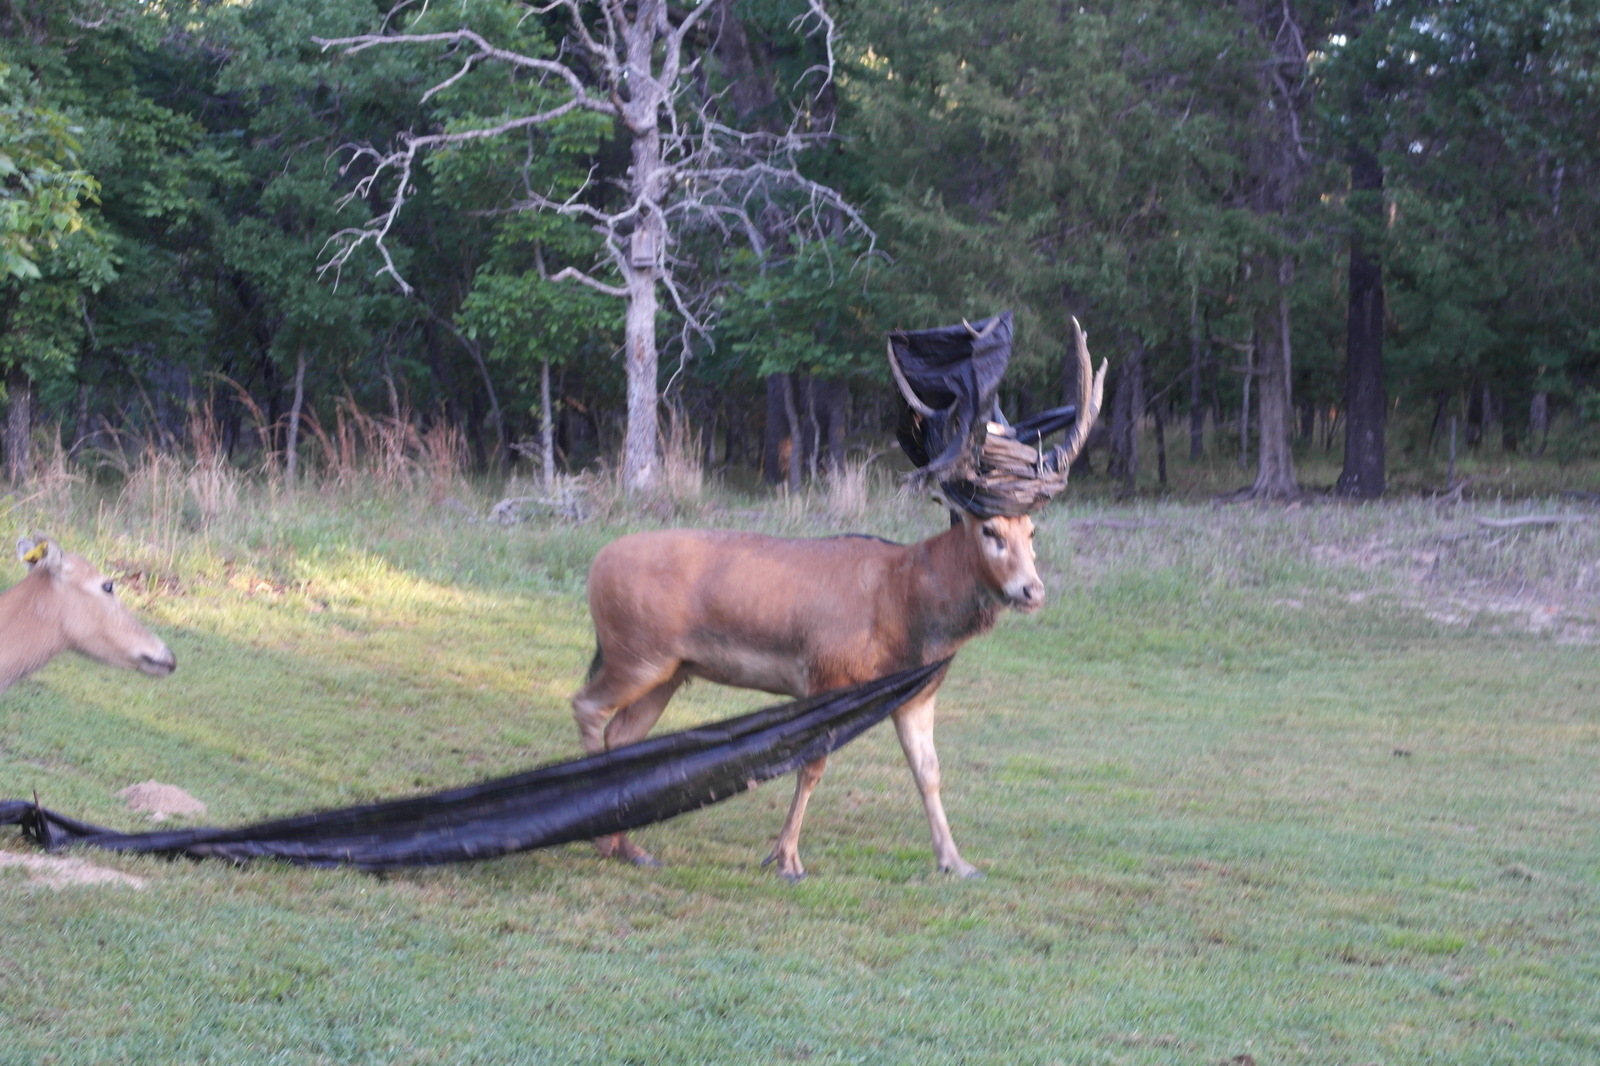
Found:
[540,357,555,493]
[1250,259,1299,498]
[286,349,307,484]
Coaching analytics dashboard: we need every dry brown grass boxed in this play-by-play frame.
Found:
[184,401,239,526]
[1041,494,1600,644]
[659,407,707,505]
[822,452,886,524]
[5,430,83,515]
[296,399,468,501]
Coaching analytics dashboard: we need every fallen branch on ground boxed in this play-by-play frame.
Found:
[1474,515,1591,530]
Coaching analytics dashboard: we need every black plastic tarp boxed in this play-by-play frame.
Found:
[890,312,1081,517]
[1,659,946,870]
[891,312,1015,474]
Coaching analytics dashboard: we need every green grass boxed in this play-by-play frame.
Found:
[2,477,1598,1065]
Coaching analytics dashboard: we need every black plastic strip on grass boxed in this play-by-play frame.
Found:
[1,659,948,870]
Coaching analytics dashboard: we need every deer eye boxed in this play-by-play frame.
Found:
[102,580,115,595]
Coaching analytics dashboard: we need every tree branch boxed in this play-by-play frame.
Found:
[547,266,627,298]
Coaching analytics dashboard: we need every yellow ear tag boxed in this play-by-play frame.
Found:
[22,542,49,564]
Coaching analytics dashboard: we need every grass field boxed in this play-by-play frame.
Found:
[2,469,1598,1065]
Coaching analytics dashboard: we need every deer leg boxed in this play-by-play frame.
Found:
[571,656,669,754]
[572,662,683,866]
[763,754,828,882]
[892,692,980,878]
[592,670,688,867]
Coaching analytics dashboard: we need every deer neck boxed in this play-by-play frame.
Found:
[903,526,1005,661]
[0,575,63,694]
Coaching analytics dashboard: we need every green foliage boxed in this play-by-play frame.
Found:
[715,237,880,381]
[840,1,1283,406]
[1325,0,1600,439]
[0,64,101,283]
[457,211,625,398]
[0,58,115,394]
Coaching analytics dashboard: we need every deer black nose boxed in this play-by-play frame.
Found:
[139,648,177,676]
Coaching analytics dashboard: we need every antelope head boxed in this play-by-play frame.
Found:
[16,537,177,678]
[959,511,1044,613]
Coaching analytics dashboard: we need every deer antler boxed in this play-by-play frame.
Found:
[962,316,1002,343]
[1045,317,1107,473]
[886,338,938,418]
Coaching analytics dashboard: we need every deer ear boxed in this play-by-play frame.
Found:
[17,537,60,573]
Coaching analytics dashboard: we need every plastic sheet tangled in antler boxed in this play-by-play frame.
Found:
[888,311,1107,517]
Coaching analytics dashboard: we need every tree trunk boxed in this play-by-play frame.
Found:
[4,364,32,486]
[722,389,742,470]
[70,382,92,460]
[1240,0,1308,494]
[617,2,670,493]
[763,373,788,485]
[1189,292,1205,461]
[285,349,307,484]
[1109,342,1143,492]
[822,377,848,474]
[1335,142,1386,498]
[1238,339,1252,472]
[541,357,555,492]
[381,348,401,422]
[262,353,282,461]
[1530,390,1550,456]
[802,374,821,483]
[1427,389,1449,454]
[1251,261,1300,498]
[620,243,661,492]
[1154,404,1168,488]
[781,373,803,493]
[458,328,505,472]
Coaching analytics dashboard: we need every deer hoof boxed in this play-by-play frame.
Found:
[596,834,659,867]
[762,851,806,881]
[617,839,660,867]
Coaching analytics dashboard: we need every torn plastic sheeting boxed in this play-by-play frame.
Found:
[1,660,946,870]
[890,312,1086,518]
[891,311,1016,475]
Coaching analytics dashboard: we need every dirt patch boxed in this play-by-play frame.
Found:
[0,850,146,889]
[116,781,206,822]
[1419,591,1598,644]
[1312,532,1597,644]
[1311,540,1441,584]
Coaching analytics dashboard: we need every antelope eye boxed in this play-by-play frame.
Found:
[102,580,115,595]
[982,525,1003,542]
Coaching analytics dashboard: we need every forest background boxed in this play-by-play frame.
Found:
[2,0,1596,502]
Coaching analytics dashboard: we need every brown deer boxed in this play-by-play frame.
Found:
[571,322,1106,880]
[0,537,176,695]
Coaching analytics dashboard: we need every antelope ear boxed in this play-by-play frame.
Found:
[17,536,61,573]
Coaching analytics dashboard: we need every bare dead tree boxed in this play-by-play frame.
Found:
[315,0,868,492]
